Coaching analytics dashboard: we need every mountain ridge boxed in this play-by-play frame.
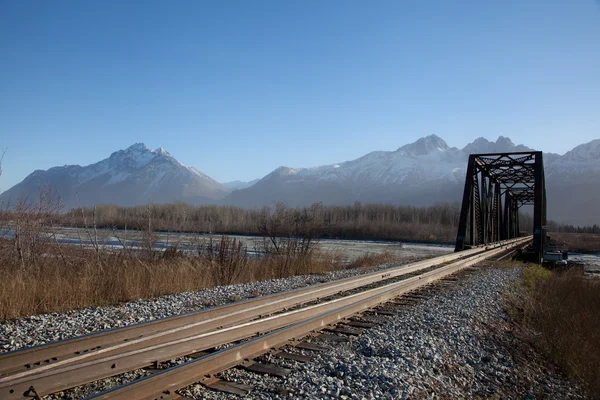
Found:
[0,143,229,209]
[222,136,598,225]
[1,136,598,225]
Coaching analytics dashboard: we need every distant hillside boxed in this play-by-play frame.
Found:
[222,135,600,226]
[2,137,599,225]
[0,143,228,209]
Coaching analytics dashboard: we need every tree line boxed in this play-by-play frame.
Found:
[57,201,463,242]
[547,223,600,234]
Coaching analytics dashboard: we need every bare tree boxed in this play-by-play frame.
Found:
[142,203,157,257]
[76,192,100,262]
[12,187,63,268]
[257,202,292,254]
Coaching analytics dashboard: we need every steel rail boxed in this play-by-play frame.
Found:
[0,238,529,399]
[90,237,531,400]
[0,237,521,378]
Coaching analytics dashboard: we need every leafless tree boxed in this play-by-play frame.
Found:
[292,202,327,254]
[12,188,63,268]
[257,202,293,254]
[142,203,157,257]
[76,192,100,262]
[62,201,466,243]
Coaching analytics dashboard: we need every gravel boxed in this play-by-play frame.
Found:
[0,258,422,352]
[180,267,583,399]
[0,263,584,399]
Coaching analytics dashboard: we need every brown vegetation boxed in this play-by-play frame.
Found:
[0,195,405,320]
[548,232,600,252]
[518,265,600,398]
[0,237,401,321]
[57,201,463,243]
[0,190,537,320]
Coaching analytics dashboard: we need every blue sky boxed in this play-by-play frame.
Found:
[1,0,599,192]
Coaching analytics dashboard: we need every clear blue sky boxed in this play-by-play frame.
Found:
[1,0,599,192]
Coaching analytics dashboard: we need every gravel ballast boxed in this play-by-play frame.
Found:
[182,267,582,399]
[0,263,583,399]
[0,258,422,352]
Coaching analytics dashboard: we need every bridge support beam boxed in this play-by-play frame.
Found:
[454,151,546,263]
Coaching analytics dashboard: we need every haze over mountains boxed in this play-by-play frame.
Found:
[0,144,228,209]
[224,135,532,209]
[1,136,598,225]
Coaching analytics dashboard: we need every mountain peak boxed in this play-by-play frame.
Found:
[461,136,532,154]
[126,143,152,153]
[562,138,600,162]
[495,136,514,147]
[264,166,303,180]
[472,137,490,144]
[0,143,227,208]
[274,166,297,175]
[154,147,170,156]
[398,134,449,156]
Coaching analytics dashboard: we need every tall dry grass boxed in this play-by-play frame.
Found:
[548,232,600,252]
[0,237,399,321]
[520,265,600,398]
[0,193,409,320]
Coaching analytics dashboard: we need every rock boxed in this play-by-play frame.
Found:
[0,264,584,400]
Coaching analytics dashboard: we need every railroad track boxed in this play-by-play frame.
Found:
[0,237,530,400]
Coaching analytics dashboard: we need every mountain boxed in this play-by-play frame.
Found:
[223,135,599,225]
[223,135,532,207]
[221,179,260,191]
[544,139,600,225]
[2,137,598,225]
[0,143,228,209]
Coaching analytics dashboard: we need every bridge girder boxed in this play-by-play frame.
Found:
[454,151,546,263]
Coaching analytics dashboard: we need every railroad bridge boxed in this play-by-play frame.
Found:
[454,151,546,263]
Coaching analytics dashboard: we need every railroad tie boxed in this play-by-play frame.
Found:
[387,300,414,306]
[0,237,531,400]
[315,333,349,342]
[402,294,429,300]
[346,321,377,329]
[355,315,389,324]
[372,307,398,315]
[439,277,459,282]
[272,351,313,363]
[325,326,364,336]
[366,309,396,316]
[295,342,328,352]
[204,378,252,396]
[242,361,291,377]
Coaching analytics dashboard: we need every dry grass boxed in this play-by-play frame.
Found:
[548,232,600,252]
[0,238,399,321]
[520,265,600,398]
[345,251,401,270]
[60,202,463,243]
[0,195,404,320]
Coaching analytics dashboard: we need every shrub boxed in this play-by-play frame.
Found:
[520,266,600,397]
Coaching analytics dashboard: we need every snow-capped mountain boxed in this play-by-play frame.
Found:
[545,139,600,180]
[544,139,600,225]
[223,135,534,208]
[222,135,599,225]
[2,137,598,225]
[0,143,228,209]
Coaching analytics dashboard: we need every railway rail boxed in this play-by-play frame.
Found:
[0,236,530,399]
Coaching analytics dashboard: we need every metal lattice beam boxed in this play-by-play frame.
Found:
[455,151,546,263]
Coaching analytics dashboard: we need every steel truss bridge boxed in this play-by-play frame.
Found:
[454,151,546,263]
